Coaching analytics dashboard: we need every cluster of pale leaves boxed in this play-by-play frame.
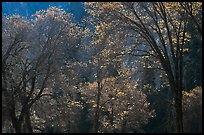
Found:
[182,86,202,111]
[30,71,83,133]
[182,86,202,132]
[79,68,155,133]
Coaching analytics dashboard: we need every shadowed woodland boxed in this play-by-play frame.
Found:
[2,2,202,133]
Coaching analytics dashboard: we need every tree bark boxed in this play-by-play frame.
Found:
[94,80,101,133]
[176,99,183,133]
[22,109,33,133]
[170,83,184,133]
[94,60,103,133]
[121,119,127,133]
[166,62,183,133]
[174,90,183,133]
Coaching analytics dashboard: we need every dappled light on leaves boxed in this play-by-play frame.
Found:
[2,2,202,133]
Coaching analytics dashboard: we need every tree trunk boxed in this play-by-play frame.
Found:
[8,95,22,133]
[94,80,101,133]
[168,73,184,133]
[174,88,184,133]
[22,109,33,133]
[11,116,21,133]
[121,119,127,133]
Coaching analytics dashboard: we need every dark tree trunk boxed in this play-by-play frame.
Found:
[94,61,103,133]
[174,81,184,133]
[167,69,184,133]
[11,114,22,133]
[8,95,22,133]
[94,80,101,133]
[26,112,33,133]
[175,94,183,133]
[22,109,33,133]
[170,83,184,133]
[121,120,127,133]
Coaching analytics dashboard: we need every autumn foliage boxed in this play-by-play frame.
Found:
[2,2,202,133]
